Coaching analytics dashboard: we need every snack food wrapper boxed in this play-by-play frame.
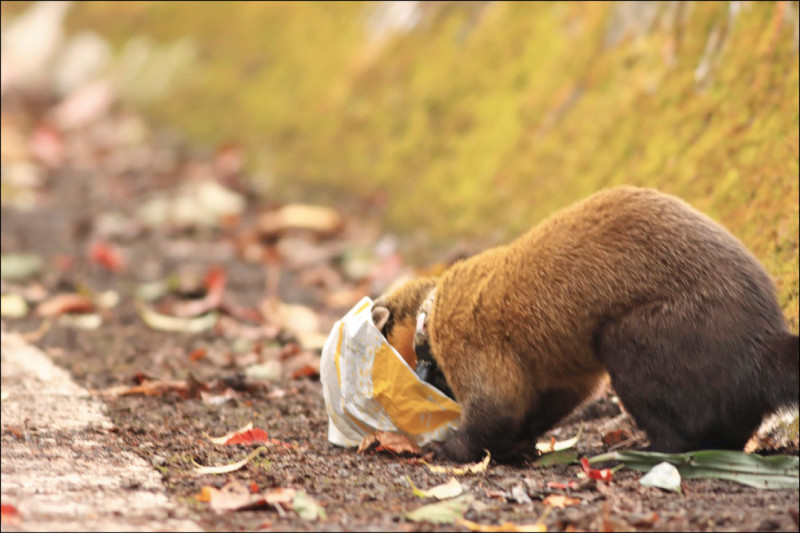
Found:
[321,296,461,447]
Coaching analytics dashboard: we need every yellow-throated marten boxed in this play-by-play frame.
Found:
[372,187,799,462]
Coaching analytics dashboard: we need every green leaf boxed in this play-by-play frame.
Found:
[293,490,327,520]
[589,450,799,490]
[405,495,474,524]
[533,450,579,467]
[406,476,464,499]
[0,253,43,280]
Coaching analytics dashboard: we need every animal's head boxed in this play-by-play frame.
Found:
[372,277,436,369]
[372,278,454,399]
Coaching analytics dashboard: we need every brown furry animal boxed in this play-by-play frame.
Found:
[372,186,799,462]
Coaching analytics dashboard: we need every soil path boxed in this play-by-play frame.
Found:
[1,332,201,532]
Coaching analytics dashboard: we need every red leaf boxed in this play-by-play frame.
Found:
[547,481,579,490]
[188,347,207,362]
[291,365,319,380]
[581,457,614,482]
[89,241,125,272]
[224,428,271,445]
[1,503,21,525]
[36,293,95,316]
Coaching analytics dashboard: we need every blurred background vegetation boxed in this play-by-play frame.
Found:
[2,1,798,326]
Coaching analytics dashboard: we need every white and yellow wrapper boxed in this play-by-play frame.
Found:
[321,296,461,447]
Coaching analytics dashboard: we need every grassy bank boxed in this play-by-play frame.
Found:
[6,1,797,326]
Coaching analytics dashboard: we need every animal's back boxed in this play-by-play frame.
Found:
[430,186,796,453]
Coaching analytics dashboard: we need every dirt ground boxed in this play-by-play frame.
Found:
[1,89,798,532]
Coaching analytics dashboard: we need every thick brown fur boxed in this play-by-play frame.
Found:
[373,187,800,462]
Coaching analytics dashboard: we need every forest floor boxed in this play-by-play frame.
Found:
[1,82,798,533]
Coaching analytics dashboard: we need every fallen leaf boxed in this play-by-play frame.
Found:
[36,293,95,316]
[457,518,547,532]
[407,476,463,499]
[88,240,126,272]
[405,495,474,524]
[173,265,227,317]
[93,289,120,309]
[193,446,268,475]
[262,487,297,506]
[137,299,218,333]
[258,204,343,237]
[0,253,43,280]
[199,480,258,513]
[58,312,102,330]
[188,347,207,362]
[546,481,579,490]
[195,486,215,503]
[244,360,282,382]
[224,428,271,446]
[542,494,581,508]
[601,429,633,448]
[137,180,245,230]
[536,426,582,453]
[0,503,21,525]
[207,423,254,444]
[292,490,327,521]
[639,461,682,493]
[93,378,207,399]
[581,457,615,482]
[358,431,423,457]
[1,294,29,318]
[200,388,238,406]
[423,450,491,475]
[290,364,319,380]
[533,450,579,467]
[588,450,799,490]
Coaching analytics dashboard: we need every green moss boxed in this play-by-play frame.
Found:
[63,1,798,329]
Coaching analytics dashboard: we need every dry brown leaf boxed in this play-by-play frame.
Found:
[198,480,297,513]
[193,446,268,475]
[601,429,633,448]
[357,431,423,457]
[172,266,227,317]
[258,204,343,237]
[542,494,582,508]
[423,450,491,475]
[457,518,547,532]
[93,378,207,399]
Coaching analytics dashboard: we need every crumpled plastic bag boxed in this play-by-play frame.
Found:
[320,296,461,447]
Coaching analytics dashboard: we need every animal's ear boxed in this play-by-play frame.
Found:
[372,305,391,332]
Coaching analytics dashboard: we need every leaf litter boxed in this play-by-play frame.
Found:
[0,4,796,530]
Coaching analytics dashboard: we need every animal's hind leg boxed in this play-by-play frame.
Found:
[594,299,767,452]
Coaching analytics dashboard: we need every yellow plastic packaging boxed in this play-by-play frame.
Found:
[320,297,461,447]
